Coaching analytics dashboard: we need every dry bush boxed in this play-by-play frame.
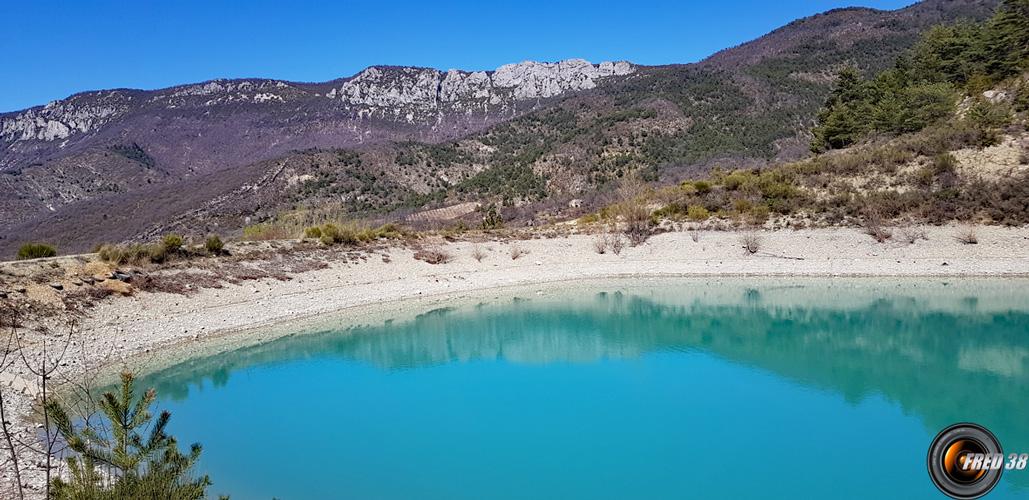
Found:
[593,235,608,254]
[471,245,487,262]
[134,271,224,294]
[615,174,652,246]
[608,233,624,255]
[899,227,928,245]
[955,225,979,244]
[61,286,116,310]
[509,243,528,260]
[414,247,452,264]
[689,228,701,242]
[861,209,893,243]
[242,223,294,241]
[739,232,763,255]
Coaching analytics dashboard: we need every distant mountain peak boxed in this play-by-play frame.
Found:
[325,58,635,120]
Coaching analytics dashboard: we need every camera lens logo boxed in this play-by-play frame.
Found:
[928,423,1004,499]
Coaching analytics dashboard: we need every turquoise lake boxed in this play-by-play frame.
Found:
[135,279,1029,499]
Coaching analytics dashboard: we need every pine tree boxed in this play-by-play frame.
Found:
[981,0,1029,79]
[811,66,873,151]
[45,372,215,499]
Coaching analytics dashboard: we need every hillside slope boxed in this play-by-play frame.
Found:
[0,0,1000,255]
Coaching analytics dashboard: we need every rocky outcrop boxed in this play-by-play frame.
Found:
[0,91,134,142]
[328,58,635,121]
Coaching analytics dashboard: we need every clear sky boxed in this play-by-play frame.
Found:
[1,0,915,112]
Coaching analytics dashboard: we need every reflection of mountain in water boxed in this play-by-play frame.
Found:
[139,285,1029,481]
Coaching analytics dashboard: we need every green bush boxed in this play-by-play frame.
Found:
[721,172,750,191]
[97,243,167,265]
[1015,80,1029,112]
[204,235,224,254]
[16,243,57,260]
[304,226,322,239]
[481,203,503,230]
[314,223,362,246]
[162,234,184,253]
[686,205,710,221]
[933,153,958,174]
[748,205,771,224]
[374,223,405,239]
[242,223,292,241]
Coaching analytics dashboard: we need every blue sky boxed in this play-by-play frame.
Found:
[1,0,914,112]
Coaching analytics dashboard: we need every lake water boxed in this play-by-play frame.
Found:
[134,279,1029,499]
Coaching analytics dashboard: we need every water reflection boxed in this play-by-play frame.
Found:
[136,280,1029,490]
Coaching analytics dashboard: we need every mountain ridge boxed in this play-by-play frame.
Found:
[0,0,1002,255]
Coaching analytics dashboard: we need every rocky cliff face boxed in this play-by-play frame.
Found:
[327,59,634,121]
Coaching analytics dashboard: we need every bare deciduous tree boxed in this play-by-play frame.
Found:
[614,174,652,246]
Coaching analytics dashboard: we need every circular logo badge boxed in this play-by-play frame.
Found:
[928,423,1004,499]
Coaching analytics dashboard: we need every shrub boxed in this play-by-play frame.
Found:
[608,233,625,255]
[899,227,928,244]
[97,243,168,265]
[472,245,488,262]
[374,223,405,239]
[748,205,771,225]
[162,234,184,253]
[16,243,57,260]
[304,226,322,239]
[510,243,528,260]
[615,175,652,246]
[955,225,979,244]
[721,172,750,191]
[314,223,362,246]
[932,153,958,175]
[686,205,710,221]
[242,223,292,241]
[692,180,712,194]
[414,247,452,264]
[146,243,168,263]
[965,99,1012,147]
[204,235,224,254]
[739,232,763,254]
[862,209,893,243]
[593,233,623,255]
[481,203,504,230]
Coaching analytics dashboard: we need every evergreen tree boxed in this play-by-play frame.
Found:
[45,372,216,499]
[811,0,1028,151]
[981,0,1029,79]
[811,67,873,151]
